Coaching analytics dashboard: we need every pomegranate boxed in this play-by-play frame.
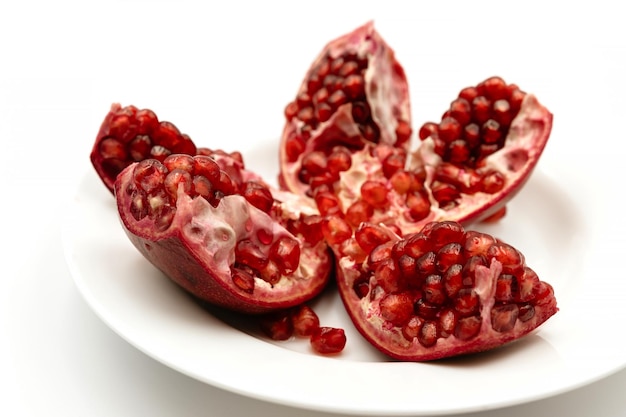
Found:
[114,152,333,314]
[332,220,558,361]
[90,103,197,193]
[279,21,412,199]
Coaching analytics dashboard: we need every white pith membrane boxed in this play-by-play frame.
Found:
[279,20,411,199]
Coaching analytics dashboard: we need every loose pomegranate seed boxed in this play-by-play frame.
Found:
[260,311,294,341]
[310,327,346,355]
[291,305,320,337]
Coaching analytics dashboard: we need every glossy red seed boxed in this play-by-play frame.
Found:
[491,304,519,332]
[321,216,353,245]
[418,321,439,347]
[235,239,269,271]
[291,305,320,337]
[380,292,415,326]
[310,327,346,354]
[260,312,294,341]
[355,223,392,253]
[231,267,255,294]
[269,236,301,275]
[361,180,388,207]
[454,315,482,340]
[242,181,274,213]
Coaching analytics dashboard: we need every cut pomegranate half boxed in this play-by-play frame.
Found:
[114,152,332,314]
[333,221,558,361]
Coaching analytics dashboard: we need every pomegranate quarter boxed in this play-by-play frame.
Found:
[114,152,332,314]
[333,221,558,361]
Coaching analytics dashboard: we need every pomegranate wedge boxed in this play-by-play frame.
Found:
[114,153,332,314]
[332,221,558,361]
[279,21,412,199]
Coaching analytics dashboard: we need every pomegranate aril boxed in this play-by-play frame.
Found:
[380,292,414,326]
[133,159,168,194]
[242,181,274,213]
[291,305,320,337]
[448,98,472,125]
[482,119,501,144]
[374,258,402,293]
[436,242,463,271]
[310,327,346,354]
[422,274,446,305]
[236,239,269,271]
[164,169,192,199]
[472,96,491,124]
[321,216,352,245]
[361,180,388,208]
[491,303,519,332]
[418,321,439,347]
[480,76,508,101]
[495,273,517,301]
[454,288,480,317]
[260,312,294,341]
[487,242,524,275]
[406,190,431,221]
[402,316,424,341]
[443,263,464,298]
[269,236,301,275]
[345,200,373,227]
[454,315,482,340]
[231,267,255,294]
[355,223,392,253]
[285,135,306,162]
[418,122,438,140]
[438,117,462,142]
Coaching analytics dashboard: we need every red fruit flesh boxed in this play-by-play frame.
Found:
[279,21,412,199]
[90,104,197,193]
[114,153,332,314]
[334,221,557,361]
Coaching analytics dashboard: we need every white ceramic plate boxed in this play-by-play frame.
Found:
[62,131,626,416]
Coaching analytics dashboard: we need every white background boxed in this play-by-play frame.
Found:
[2,1,625,416]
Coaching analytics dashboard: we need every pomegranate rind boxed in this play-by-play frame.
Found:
[278,21,412,198]
[90,103,124,193]
[114,163,332,314]
[334,230,558,361]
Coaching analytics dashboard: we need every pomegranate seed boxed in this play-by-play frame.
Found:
[99,137,127,160]
[448,98,472,125]
[193,156,221,182]
[133,159,168,194]
[436,242,463,271]
[164,169,192,199]
[351,101,371,123]
[360,122,381,142]
[269,236,301,275]
[374,258,402,293]
[402,316,424,341]
[285,135,306,162]
[454,315,482,340]
[368,241,394,270]
[415,251,437,277]
[454,289,480,317]
[344,74,365,99]
[495,274,517,301]
[406,190,431,221]
[517,267,541,302]
[418,122,438,140]
[242,181,274,213]
[447,139,471,163]
[418,321,439,347]
[459,86,479,102]
[463,123,481,149]
[518,304,535,322]
[443,264,464,298]
[301,151,327,177]
[321,216,352,245]
[487,242,524,275]
[431,182,460,207]
[345,199,373,227]
[328,146,352,174]
[480,76,508,101]
[395,119,413,144]
[260,311,293,341]
[482,119,501,144]
[382,151,406,178]
[438,117,462,142]
[314,188,342,216]
[397,254,417,280]
[481,170,506,194]
[380,292,414,326]
[422,274,446,305]
[462,255,488,286]
[439,308,457,337]
[291,305,320,337]
[310,327,346,355]
[464,231,496,257]
[235,239,269,271]
[128,135,152,161]
[491,304,519,332]
[284,101,299,121]
[428,221,465,250]
[231,267,255,294]
[493,99,512,126]
[361,180,388,208]
[355,223,392,253]
[472,96,491,124]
